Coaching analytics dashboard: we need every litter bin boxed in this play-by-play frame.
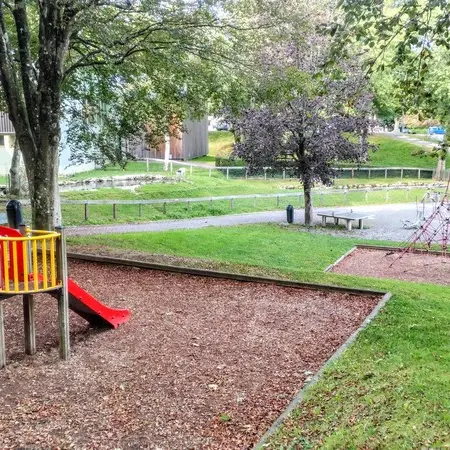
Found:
[6,199,23,229]
[286,204,294,224]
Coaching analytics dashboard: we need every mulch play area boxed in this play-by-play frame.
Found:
[331,247,450,286]
[0,260,380,449]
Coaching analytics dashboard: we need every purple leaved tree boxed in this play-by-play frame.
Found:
[232,93,375,225]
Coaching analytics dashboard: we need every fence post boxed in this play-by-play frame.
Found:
[209,168,212,177]
[163,202,167,214]
[245,169,248,180]
[230,198,234,209]
[283,169,286,180]
[351,168,354,178]
[190,165,193,175]
[113,203,117,219]
[84,203,89,221]
[368,169,371,179]
[20,224,35,356]
[146,158,149,172]
[138,203,142,217]
[401,168,404,179]
[55,226,70,361]
[418,169,421,179]
[0,303,5,368]
[276,195,280,207]
[385,168,387,179]
[226,168,229,180]
[264,169,267,180]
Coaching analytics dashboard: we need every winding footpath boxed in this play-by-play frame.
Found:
[67,202,426,243]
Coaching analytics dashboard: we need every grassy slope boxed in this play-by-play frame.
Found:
[194,131,436,168]
[367,135,437,168]
[69,225,450,448]
[60,167,435,226]
[61,133,434,181]
[56,133,440,226]
[60,175,430,226]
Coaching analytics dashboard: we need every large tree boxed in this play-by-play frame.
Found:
[232,76,374,225]
[330,0,450,179]
[0,0,247,229]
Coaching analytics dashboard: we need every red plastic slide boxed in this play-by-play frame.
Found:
[67,278,131,328]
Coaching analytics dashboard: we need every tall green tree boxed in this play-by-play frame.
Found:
[330,0,450,179]
[0,0,248,228]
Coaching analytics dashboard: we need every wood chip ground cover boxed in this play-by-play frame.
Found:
[331,248,450,286]
[0,260,379,449]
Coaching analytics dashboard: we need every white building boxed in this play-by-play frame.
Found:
[0,112,95,176]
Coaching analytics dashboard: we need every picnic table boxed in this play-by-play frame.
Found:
[317,210,374,231]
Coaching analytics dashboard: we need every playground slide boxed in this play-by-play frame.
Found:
[66,278,131,329]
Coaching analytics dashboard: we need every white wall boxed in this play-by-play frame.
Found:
[0,134,14,175]
[59,118,95,175]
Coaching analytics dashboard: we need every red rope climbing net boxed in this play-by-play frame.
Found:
[391,180,450,266]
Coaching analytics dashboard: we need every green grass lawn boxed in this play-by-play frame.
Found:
[54,133,441,226]
[63,161,170,181]
[207,130,234,156]
[60,169,431,225]
[63,133,436,184]
[68,224,450,448]
[366,135,438,168]
[200,132,438,169]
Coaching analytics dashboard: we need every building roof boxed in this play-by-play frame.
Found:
[0,113,14,134]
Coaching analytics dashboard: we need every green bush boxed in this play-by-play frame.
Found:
[215,156,246,167]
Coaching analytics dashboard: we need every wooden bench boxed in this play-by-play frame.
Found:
[317,211,374,231]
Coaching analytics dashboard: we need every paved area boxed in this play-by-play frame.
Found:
[377,131,440,149]
[67,202,430,242]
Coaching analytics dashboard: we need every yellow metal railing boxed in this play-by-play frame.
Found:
[0,229,62,295]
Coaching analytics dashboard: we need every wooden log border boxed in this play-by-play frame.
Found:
[63,252,391,447]
[326,244,450,275]
[66,252,388,297]
[253,291,392,449]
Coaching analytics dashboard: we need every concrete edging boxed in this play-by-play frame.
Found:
[253,291,392,449]
[324,246,357,273]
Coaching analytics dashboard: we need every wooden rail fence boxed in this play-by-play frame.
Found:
[141,159,436,180]
[55,185,440,221]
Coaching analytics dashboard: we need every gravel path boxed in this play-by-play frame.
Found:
[377,131,438,148]
[0,260,379,449]
[67,203,427,242]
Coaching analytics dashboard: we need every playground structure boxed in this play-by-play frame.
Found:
[0,205,130,369]
[401,189,441,229]
[393,181,450,265]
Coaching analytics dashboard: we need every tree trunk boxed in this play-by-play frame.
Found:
[0,3,73,230]
[304,180,313,226]
[437,157,446,181]
[27,141,61,230]
[393,118,400,133]
[9,138,27,198]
